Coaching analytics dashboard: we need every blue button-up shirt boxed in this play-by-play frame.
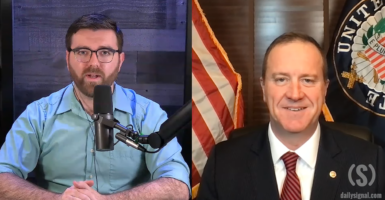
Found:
[0,83,190,194]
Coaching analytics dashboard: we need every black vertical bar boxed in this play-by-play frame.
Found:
[183,0,192,189]
[0,0,14,146]
[184,0,192,104]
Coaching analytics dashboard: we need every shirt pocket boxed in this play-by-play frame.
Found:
[109,142,149,190]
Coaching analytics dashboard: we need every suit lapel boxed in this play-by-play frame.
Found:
[248,127,280,200]
[310,125,343,200]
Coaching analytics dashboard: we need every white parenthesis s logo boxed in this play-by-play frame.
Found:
[348,164,376,187]
[348,164,355,186]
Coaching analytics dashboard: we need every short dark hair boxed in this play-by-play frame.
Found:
[65,13,123,52]
[261,32,328,81]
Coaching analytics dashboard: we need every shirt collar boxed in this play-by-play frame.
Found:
[268,123,320,169]
[56,82,133,115]
[56,83,77,115]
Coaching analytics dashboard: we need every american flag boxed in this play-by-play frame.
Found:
[191,0,244,198]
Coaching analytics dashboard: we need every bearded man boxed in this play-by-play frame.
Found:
[0,13,190,200]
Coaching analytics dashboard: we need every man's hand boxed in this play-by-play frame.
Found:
[61,180,107,200]
[71,180,94,188]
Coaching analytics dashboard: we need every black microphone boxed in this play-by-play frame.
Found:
[93,85,114,151]
[145,100,192,149]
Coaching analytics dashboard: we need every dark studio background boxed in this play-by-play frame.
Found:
[0,0,191,185]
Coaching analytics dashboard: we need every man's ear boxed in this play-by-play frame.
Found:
[260,77,266,102]
[66,51,70,71]
[118,52,125,72]
[324,79,330,98]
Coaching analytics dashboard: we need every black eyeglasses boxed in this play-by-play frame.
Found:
[69,48,121,63]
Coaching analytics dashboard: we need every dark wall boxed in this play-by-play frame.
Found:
[13,0,187,119]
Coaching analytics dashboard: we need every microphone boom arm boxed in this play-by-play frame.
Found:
[91,100,191,153]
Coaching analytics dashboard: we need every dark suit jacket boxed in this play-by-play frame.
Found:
[197,124,385,200]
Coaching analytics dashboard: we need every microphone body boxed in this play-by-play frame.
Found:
[95,113,114,151]
[94,85,114,151]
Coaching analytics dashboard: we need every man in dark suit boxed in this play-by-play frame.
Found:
[196,32,385,200]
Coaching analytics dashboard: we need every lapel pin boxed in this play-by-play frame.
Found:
[329,171,337,178]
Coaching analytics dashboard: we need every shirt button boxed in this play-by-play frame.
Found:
[90,175,93,178]
[90,149,94,153]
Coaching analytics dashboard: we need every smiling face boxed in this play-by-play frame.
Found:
[66,29,125,97]
[260,40,329,134]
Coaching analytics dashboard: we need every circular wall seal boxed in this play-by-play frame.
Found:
[332,0,385,116]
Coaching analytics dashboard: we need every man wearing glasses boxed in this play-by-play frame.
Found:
[0,14,190,200]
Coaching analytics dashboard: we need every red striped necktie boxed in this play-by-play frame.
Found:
[281,152,301,200]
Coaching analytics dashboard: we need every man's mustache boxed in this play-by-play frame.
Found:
[82,68,104,77]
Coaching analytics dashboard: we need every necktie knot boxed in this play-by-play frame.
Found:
[281,152,299,171]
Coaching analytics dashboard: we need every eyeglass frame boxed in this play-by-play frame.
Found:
[68,47,122,63]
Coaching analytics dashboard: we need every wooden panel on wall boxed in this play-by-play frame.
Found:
[14,0,170,29]
[253,0,324,125]
[13,28,186,52]
[12,0,186,119]
[136,51,185,84]
[199,0,254,125]
[328,0,346,50]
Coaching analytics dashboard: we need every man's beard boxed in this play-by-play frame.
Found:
[68,63,120,98]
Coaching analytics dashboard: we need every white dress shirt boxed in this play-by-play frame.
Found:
[268,123,321,200]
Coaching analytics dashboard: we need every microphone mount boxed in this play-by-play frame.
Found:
[91,114,160,153]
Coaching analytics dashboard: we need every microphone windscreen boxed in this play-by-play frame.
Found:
[94,85,113,114]
[148,134,162,149]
